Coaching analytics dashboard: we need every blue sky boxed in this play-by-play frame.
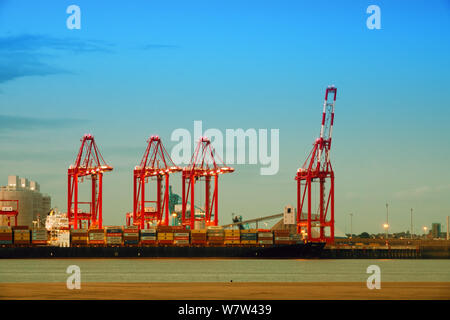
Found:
[0,0,449,234]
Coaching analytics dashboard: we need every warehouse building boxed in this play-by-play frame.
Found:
[0,175,51,227]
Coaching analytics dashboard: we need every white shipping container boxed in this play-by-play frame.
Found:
[89,234,105,240]
[275,236,290,241]
[258,233,273,237]
[174,233,190,237]
[194,220,206,230]
[71,229,88,234]
[106,238,122,243]
[141,236,157,241]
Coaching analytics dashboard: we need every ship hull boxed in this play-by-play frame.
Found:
[0,243,324,259]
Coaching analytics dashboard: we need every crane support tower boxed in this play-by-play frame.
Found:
[181,137,234,229]
[68,134,112,229]
[296,86,337,244]
[0,200,19,227]
[132,136,182,229]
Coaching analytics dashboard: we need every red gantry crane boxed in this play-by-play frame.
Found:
[132,136,181,229]
[68,134,113,229]
[182,137,234,229]
[296,86,337,244]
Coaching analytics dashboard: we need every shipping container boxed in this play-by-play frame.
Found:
[274,236,291,241]
[71,229,89,234]
[194,220,206,230]
[106,238,122,245]
[158,239,173,245]
[240,229,258,233]
[14,240,31,245]
[191,240,207,245]
[12,226,29,230]
[258,240,274,245]
[224,240,240,245]
[174,232,190,237]
[141,236,157,241]
[258,232,273,238]
[225,235,240,238]
[124,239,139,245]
[31,240,48,245]
[191,229,207,234]
[240,240,258,245]
[174,239,189,245]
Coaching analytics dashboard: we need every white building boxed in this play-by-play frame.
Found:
[0,175,51,227]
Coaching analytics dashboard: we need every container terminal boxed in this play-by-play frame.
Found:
[1,86,447,259]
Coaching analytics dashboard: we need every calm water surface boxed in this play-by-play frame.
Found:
[0,259,449,283]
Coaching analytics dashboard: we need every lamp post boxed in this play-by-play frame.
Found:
[423,226,428,239]
[385,203,389,239]
[172,212,177,226]
[383,223,389,239]
[350,213,353,239]
[410,208,413,239]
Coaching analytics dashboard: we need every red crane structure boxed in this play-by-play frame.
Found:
[296,86,337,244]
[0,200,19,227]
[132,136,181,229]
[68,134,113,230]
[181,137,234,229]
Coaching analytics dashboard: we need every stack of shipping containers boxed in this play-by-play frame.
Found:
[207,226,225,246]
[13,226,30,245]
[274,230,291,244]
[173,226,189,246]
[71,229,88,246]
[258,229,273,245]
[240,229,258,245]
[88,229,105,246]
[123,225,139,245]
[0,226,12,245]
[191,229,207,245]
[31,228,48,245]
[157,225,174,245]
[140,227,157,245]
[106,226,123,246]
[224,228,240,245]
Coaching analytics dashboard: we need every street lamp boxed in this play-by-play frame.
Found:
[385,203,389,238]
[383,223,389,239]
[350,213,353,239]
[172,212,177,226]
[423,226,428,238]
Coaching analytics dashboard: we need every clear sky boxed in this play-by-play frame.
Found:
[0,0,449,234]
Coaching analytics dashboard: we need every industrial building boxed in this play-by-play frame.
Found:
[431,223,441,238]
[0,175,51,227]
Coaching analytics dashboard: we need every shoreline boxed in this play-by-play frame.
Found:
[1,282,449,300]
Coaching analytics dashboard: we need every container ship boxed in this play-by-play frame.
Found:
[0,223,325,259]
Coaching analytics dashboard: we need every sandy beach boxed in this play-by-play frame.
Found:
[1,282,449,300]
